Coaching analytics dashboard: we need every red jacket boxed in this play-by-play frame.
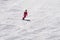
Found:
[24,11,28,17]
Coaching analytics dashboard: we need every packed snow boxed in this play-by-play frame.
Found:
[0,0,60,40]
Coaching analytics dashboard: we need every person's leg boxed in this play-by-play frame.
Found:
[22,17,24,20]
[22,15,26,20]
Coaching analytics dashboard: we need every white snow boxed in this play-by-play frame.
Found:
[0,0,60,40]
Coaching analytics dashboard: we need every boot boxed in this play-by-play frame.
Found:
[22,18,24,20]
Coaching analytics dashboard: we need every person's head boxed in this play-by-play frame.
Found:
[25,9,27,12]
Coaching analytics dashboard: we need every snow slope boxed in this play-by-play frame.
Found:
[0,0,60,40]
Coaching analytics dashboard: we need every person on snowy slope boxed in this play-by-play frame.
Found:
[22,10,28,20]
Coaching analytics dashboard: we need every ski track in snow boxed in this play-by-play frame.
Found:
[0,0,60,40]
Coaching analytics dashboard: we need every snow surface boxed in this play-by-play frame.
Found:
[0,0,60,40]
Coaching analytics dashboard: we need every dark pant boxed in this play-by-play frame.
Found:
[22,14,27,20]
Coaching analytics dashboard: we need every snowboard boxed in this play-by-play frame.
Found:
[22,19,30,21]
